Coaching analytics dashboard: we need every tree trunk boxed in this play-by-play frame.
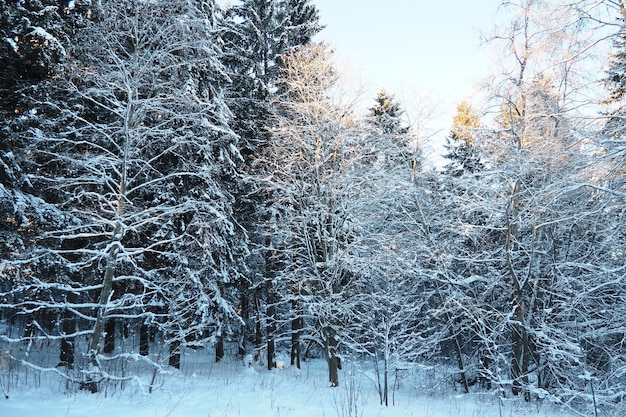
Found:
[383,352,389,406]
[479,352,492,390]
[291,301,302,368]
[59,309,75,369]
[511,306,530,400]
[507,179,530,401]
[435,279,469,394]
[254,292,263,362]
[267,293,276,370]
[450,326,469,394]
[324,326,339,387]
[103,317,115,354]
[168,337,181,369]
[83,232,121,393]
[139,323,149,356]
[238,291,248,357]
[374,350,383,404]
[215,334,224,362]
[87,222,122,365]
[265,243,279,370]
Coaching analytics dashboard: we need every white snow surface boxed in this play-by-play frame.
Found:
[0,349,578,417]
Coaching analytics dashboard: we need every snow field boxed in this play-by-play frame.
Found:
[0,347,580,417]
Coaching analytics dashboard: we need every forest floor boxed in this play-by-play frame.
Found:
[0,348,583,417]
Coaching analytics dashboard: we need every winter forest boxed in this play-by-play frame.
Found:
[1,0,626,416]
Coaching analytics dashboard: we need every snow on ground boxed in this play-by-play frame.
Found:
[0,349,579,417]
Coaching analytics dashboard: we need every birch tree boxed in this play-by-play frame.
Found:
[465,0,623,406]
[253,43,366,386]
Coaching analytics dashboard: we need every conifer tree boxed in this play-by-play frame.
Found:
[602,6,626,160]
[0,1,84,349]
[368,89,410,136]
[2,0,245,390]
[364,90,417,171]
[221,0,322,154]
[284,0,323,46]
[219,0,323,365]
[443,100,482,176]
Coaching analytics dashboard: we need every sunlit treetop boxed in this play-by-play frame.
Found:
[450,100,481,147]
[367,89,409,136]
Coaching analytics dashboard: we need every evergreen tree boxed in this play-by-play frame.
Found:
[602,8,626,187]
[219,0,322,363]
[443,100,483,176]
[0,0,71,238]
[364,90,417,172]
[220,0,322,155]
[1,0,66,91]
[367,89,410,136]
[3,0,245,389]
[603,7,626,140]
[284,0,323,47]
[0,0,84,343]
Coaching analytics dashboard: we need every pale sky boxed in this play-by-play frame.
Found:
[217,0,505,161]
[313,0,502,150]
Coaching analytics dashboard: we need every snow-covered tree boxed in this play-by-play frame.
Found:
[0,0,84,366]
[1,0,246,390]
[367,90,410,136]
[451,1,623,407]
[602,3,626,140]
[601,3,626,201]
[219,0,323,362]
[283,0,322,47]
[220,0,322,155]
[443,100,483,176]
[253,43,366,385]
[334,91,427,402]
[0,0,74,258]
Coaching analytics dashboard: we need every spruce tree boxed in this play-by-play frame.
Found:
[603,8,626,153]
[368,89,410,136]
[219,0,323,365]
[443,100,483,176]
[221,0,323,154]
[3,0,245,389]
[604,9,626,113]
[0,1,83,350]
[364,89,417,171]
[284,0,323,47]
